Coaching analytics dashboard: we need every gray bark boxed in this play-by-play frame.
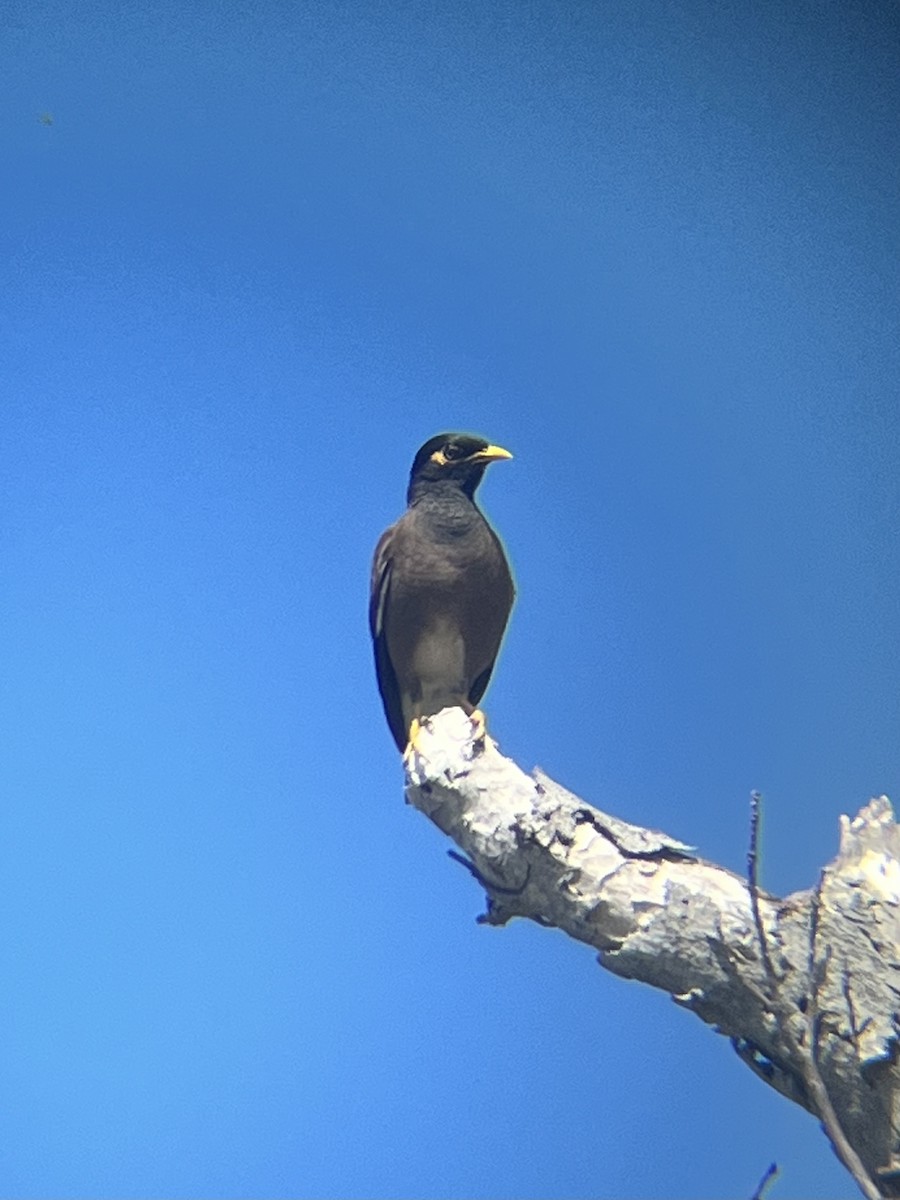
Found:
[405,708,900,1198]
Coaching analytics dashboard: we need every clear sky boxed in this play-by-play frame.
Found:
[4,2,899,1197]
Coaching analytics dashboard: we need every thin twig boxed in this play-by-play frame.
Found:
[748,791,777,987]
[842,967,860,1048]
[800,871,883,1200]
[807,868,825,981]
[446,849,530,896]
[749,1160,779,1200]
[746,799,882,1199]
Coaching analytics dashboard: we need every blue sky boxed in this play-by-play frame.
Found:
[3,1,899,1196]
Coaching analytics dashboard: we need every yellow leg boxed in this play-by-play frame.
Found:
[469,708,487,741]
[403,711,488,763]
[402,717,422,765]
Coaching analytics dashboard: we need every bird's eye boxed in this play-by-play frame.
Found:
[443,443,464,461]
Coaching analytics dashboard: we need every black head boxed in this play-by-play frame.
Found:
[407,433,513,502]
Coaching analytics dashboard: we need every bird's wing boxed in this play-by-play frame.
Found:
[369,525,406,750]
[468,525,515,708]
[468,662,496,708]
[369,527,393,639]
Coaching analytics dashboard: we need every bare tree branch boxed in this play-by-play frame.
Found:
[404,708,900,1197]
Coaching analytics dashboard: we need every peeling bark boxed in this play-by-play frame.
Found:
[405,708,900,1197]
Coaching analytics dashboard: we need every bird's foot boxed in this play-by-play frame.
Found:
[402,717,423,767]
[469,708,487,744]
[403,709,489,771]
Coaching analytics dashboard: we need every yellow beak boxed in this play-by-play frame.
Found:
[473,444,513,463]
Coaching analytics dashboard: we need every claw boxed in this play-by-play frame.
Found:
[469,708,487,742]
[403,710,489,765]
[402,717,423,766]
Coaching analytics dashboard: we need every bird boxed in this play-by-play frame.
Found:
[370,432,515,757]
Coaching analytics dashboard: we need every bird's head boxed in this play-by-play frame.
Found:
[407,433,513,502]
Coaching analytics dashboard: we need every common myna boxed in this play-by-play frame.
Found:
[370,433,515,755]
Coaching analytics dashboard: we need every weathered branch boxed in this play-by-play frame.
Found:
[405,708,900,1196]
